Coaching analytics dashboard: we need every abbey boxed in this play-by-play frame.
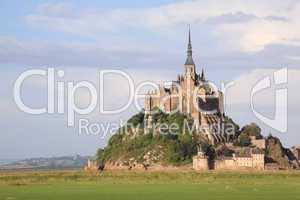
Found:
[144,28,225,144]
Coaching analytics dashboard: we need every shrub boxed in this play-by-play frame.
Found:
[238,133,251,147]
[200,143,216,159]
[241,123,262,138]
[127,111,145,126]
[96,149,104,161]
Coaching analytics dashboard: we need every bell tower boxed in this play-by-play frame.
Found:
[184,25,196,115]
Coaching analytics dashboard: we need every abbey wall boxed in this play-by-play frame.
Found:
[193,151,265,171]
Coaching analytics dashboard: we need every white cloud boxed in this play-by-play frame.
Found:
[25,0,300,52]
[36,2,75,18]
[0,36,168,67]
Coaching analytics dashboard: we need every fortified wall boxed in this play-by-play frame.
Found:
[193,151,265,170]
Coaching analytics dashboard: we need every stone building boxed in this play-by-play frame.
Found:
[144,28,225,144]
[192,151,210,170]
[291,146,300,161]
[193,149,265,170]
[250,136,266,149]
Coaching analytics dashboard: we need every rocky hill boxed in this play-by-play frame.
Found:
[97,110,198,169]
[265,136,299,169]
[96,110,299,170]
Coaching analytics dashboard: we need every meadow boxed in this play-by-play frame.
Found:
[0,170,300,200]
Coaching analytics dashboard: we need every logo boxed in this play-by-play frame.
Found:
[250,68,288,133]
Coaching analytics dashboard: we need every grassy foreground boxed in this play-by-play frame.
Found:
[0,170,300,200]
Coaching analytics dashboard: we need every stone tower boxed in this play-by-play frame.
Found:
[183,26,196,115]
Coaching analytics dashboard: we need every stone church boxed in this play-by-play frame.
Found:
[144,28,225,144]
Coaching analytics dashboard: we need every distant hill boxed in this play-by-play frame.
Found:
[0,159,18,165]
[0,155,91,172]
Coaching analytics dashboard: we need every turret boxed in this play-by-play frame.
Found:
[200,68,205,82]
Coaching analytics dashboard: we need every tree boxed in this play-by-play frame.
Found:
[201,143,216,159]
[96,148,104,161]
[96,148,106,172]
[241,123,262,138]
[127,111,145,126]
[98,160,105,172]
[238,133,251,147]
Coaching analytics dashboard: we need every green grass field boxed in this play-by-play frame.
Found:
[0,170,300,200]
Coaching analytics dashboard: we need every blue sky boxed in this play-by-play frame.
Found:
[0,0,300,159]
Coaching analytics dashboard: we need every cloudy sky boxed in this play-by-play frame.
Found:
[0,0,300,160]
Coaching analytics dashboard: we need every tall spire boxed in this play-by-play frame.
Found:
[185,25,195,65]
[200,68,205,81]
[188,25,192,55]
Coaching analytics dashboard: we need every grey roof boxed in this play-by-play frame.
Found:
[185,26,195,65]
[185,56,195,65]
